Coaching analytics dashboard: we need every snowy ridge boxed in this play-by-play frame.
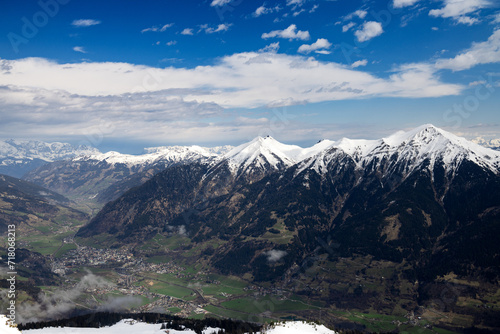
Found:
[4,125,499,176]
[367,124,500,175]
[145,145,234,156]
[0,139,99,165]
[298,124,500,177]
[75,145,233,167]
[221,136,335,173]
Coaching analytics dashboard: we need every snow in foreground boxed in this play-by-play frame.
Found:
[1,315,22,334]
[3,317,337,334]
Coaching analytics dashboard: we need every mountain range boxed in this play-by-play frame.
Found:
[0,140,99,178]
[76,125,500,267]
[61,125,500,329]
[7,124,500,331]
[23,144,233,209]
[7,127,499,210]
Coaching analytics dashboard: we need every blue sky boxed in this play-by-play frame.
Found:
[1,0,499,153]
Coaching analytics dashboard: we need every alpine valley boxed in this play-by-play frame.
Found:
[2,125,500,333]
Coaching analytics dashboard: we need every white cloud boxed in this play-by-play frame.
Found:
[141,23,174,33]
[73,46,86,53]
[352,59,368,68]
[344,9,368,21]
[469,80,487,86]
[180,28,194,35]
[71,19,101,27]
[287,0,305,7]
[310,4,319,13]
[166,40,177,46]
[259,42,280,53]
[255,5,269,16]
[471,136,500,148]
[435,28,500,71]
[293,9,306,16]
[342,22,356,32]
[262,24,310,40]
[393,0,420,8]
[298,38,332,54]
[0,86,228,145]
[493,12,500,23]
[429,0,492,24]
[0,53,462,115]
[254,4,281,17]
[203,23,232,34]
[354,21,384,42]
[264,250,287,262]
[210,0,231,6]
[456,16,480,24]
[356,10,368,19]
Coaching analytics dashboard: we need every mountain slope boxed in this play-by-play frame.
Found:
[23,145,233,208]
[75,125,500,280]
[0,174,88,256]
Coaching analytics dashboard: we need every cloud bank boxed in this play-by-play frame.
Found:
[5,24,499,144]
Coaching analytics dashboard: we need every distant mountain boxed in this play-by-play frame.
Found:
[472,136,500,151]
[0,139,99,178]
[24,145,233,207]
[74,125,500,325]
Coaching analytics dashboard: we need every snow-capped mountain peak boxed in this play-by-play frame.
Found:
[223,136,300,171]
[222,136,337,174]
[297,124,500,178]
[377,124,500,173]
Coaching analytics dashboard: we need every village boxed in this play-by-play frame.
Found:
[48,244,285,318]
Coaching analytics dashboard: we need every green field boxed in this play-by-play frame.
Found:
[168,307,182,314]
[221,295,318,315]
[54,242,77,258]
[21,231,75,255]
[136,277,196,300]
[203,305,275,323]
